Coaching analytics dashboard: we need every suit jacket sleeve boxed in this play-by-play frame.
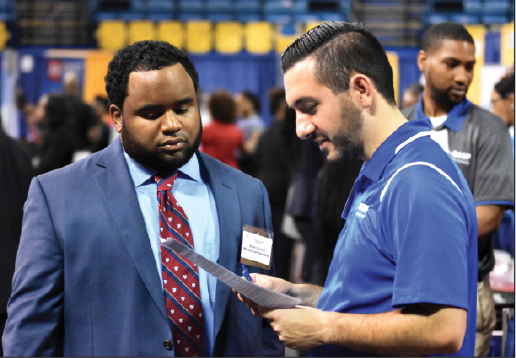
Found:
[2,177,65,356]
[259,181,285,357]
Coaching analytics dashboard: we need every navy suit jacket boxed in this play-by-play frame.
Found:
[3,140,284,357]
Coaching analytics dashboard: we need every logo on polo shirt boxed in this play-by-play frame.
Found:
[356,202,369,218]
[450,150,472,165]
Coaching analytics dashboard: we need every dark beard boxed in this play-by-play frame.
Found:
[121,118,202,176]
[332,134,362,164]
[329,97,363,164]
[431,86,463,111]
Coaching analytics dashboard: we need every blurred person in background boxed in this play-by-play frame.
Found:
[200,90,244,169]
[33,94,78,175]
[235,90,264,177]
[25,93,48,147]
[491,74,515,258]
[62,71,98,151]
[402,82,424,109]
[16,87,30,141]
[89,95,113,153]
[255,87,293,280]
[311,158,362,287]
[491,71,515,358]
[0,118,33,357]
[403,22,514,357]
[491,74,514,133]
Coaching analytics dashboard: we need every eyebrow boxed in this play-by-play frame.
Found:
[177,97,195,106]
[136,104,162,112]
[293,96,318,108]
[443,56,476,65]
[135,97,195,112]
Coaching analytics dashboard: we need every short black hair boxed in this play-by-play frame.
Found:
[208,90,237,124]
[268,87,286,115]
[280,21,396,106]
[105,40,199,111]
[241,90,261,112]
[494,75,515,99]
[421,22,475,53]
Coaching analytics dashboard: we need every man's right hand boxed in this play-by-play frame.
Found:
[233,273,292,315]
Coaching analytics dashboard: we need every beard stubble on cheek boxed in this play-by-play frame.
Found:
[120,117,203,175]
[329,97,363,164]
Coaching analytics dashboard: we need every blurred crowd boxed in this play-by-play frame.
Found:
[12,72,118,176]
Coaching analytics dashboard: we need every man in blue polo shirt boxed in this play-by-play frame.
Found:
[402,23,514,357]
[235,21,478,356]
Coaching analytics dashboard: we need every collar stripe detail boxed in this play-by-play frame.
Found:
[395,131,433,154]
[380,161,462,202]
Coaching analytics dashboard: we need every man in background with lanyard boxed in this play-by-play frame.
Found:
[402,22,515,357]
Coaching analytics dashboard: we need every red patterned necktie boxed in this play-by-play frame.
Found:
[156,173,206,357]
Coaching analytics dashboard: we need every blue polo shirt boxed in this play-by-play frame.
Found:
[311,119,478,357]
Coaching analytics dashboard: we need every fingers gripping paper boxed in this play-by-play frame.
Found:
[162,239,301,309]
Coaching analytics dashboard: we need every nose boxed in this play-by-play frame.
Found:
[161,110,181,134]
[454,66,471,85]
[295,112,316,139]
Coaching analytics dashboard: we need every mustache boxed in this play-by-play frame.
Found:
[448,84,468,92]
[312,130,327,142]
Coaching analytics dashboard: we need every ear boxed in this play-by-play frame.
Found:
[417,50,427,72]
[349,73,374,109]
[110,104,123,133]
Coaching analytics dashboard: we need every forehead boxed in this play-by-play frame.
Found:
[429,39,475,60]
[491,90,502,98]
[283,57,321,104]
[125,64,196,104]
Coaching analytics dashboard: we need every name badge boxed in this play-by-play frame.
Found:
[240,225,274,270]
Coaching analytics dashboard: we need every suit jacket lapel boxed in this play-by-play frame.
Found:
[197,152,242,339]
[93,140,168,321]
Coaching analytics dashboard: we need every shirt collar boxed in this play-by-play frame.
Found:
[124,150,201,188]
[415,95,471,132]
[360,119,433,183]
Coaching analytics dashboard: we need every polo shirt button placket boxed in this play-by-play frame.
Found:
[163,340,173,350]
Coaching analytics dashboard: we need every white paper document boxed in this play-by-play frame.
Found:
[161,239,301,309]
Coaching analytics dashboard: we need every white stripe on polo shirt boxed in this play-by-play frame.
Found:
[380,161,462,202]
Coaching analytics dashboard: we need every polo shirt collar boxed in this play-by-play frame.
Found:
[415,95,471,132]
[359,119,432,183]
[124,150,201,188]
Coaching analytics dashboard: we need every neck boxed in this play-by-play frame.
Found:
[422,88,453,117]
[361,100,408,163]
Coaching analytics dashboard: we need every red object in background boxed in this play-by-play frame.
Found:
[47,60,63,82]
[490,250,515,293]
[200,120,244,169]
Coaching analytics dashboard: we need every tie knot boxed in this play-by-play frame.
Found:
[155,172,178,192]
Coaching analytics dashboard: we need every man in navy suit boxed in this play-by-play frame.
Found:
[2,41,283,357]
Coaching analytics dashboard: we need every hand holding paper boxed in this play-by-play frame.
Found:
[233,273,295,314]
[161,238,301,309]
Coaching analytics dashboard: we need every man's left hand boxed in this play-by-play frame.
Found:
[260,305,329,350]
